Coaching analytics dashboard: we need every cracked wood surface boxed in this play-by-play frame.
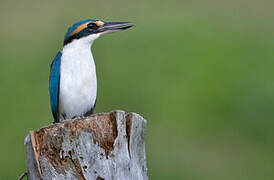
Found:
[24,110,147,180]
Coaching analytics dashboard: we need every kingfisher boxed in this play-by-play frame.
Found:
[49,19,134,123]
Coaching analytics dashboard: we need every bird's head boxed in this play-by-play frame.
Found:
[63,19,134,46]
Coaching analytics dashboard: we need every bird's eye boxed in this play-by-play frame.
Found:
[87,23,98,30]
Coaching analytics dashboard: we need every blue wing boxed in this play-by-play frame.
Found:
[49,52,62,122]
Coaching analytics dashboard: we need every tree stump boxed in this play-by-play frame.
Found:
[24,110,147,180]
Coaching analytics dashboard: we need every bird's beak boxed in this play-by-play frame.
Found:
[96,22,135,35]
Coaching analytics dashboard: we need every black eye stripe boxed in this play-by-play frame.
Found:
[87,23,98,29]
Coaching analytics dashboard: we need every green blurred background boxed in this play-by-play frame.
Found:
[1,0,274,179]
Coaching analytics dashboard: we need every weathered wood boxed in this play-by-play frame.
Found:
[24,110,147,180]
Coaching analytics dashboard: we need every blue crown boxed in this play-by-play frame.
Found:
[64,19,96,42]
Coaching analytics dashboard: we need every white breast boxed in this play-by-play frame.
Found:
[59,37,97,121]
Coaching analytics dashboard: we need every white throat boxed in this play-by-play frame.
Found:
[59,35,99,121]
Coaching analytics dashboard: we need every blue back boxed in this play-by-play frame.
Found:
[64,19,96,44]
[49,52,62,122]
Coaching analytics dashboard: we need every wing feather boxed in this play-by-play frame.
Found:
[49,52,62,122]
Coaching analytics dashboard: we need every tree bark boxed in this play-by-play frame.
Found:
[24,110,147,180]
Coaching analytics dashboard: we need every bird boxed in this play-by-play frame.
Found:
[49,19,134,123]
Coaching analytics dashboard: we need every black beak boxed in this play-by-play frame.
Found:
[96,22,135,34]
